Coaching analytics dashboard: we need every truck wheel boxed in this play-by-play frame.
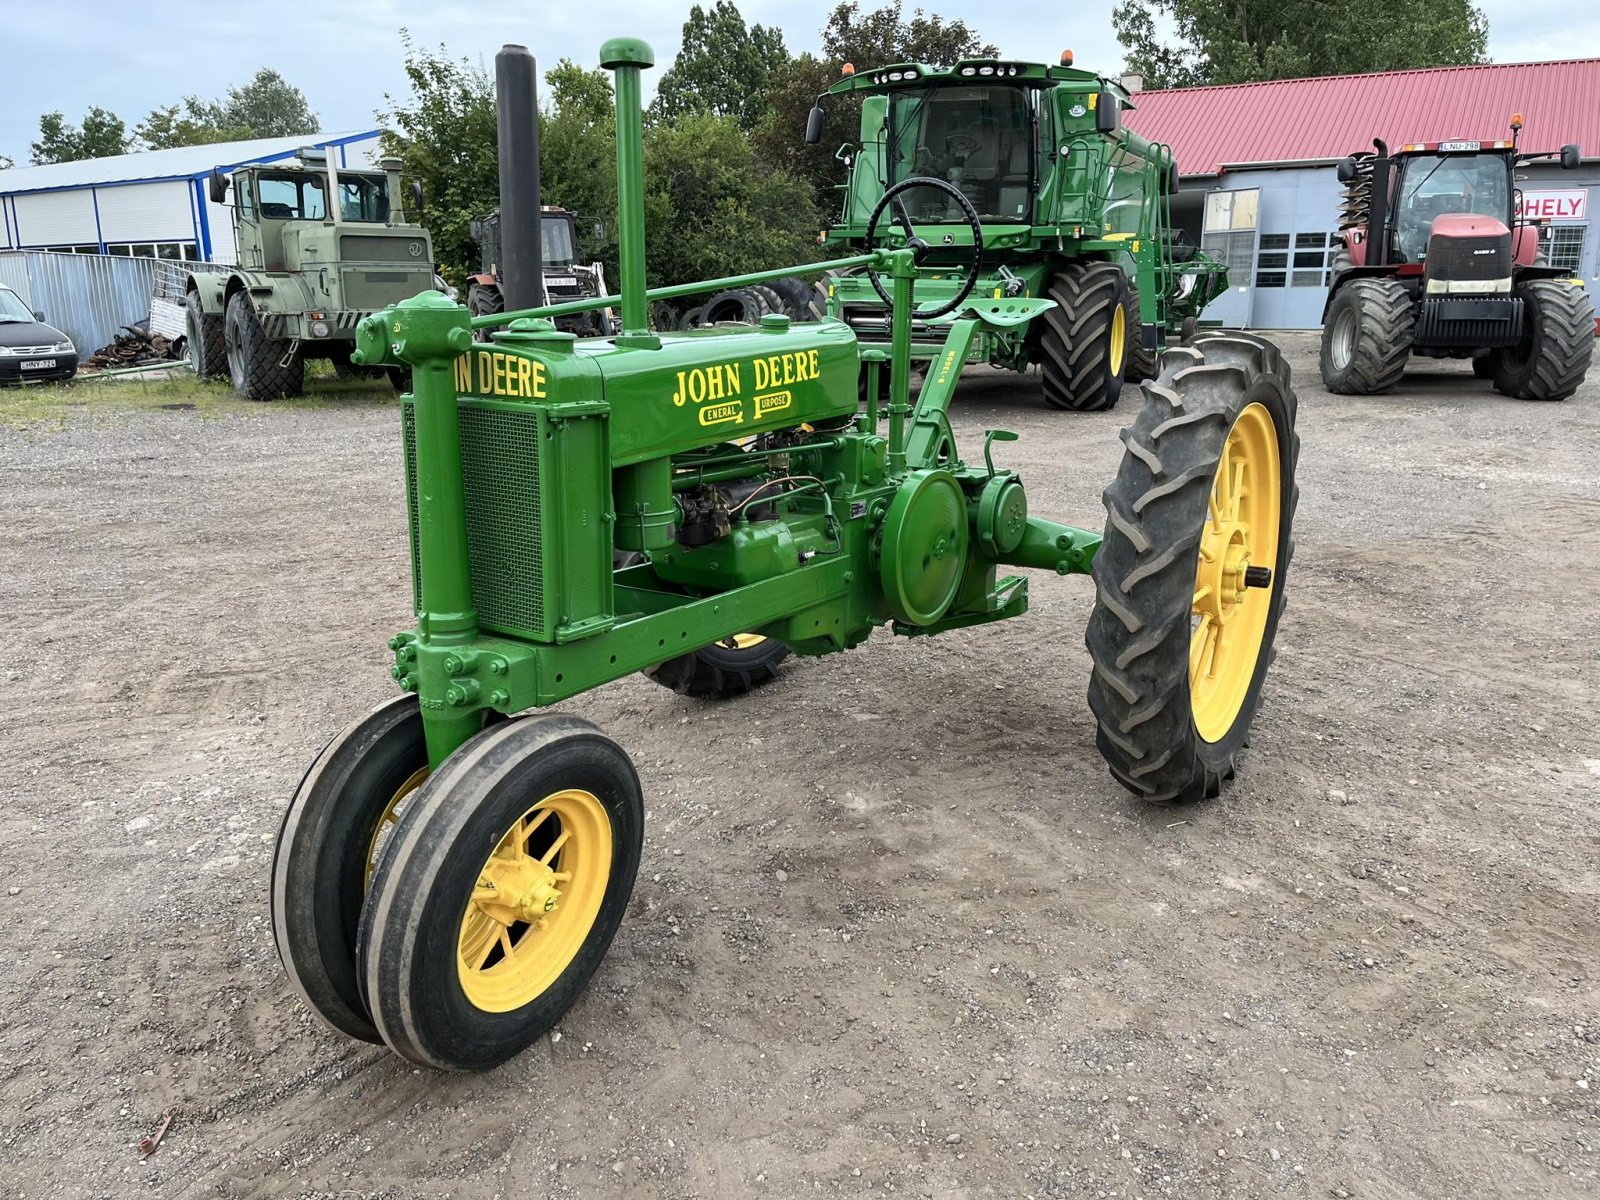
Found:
[468,282,504,343]
[1124,285,1159,383]
[1039,261,1132,412]
[1471,353,1497,380]
[185,292,226,379]
[224,292,303,402]
[1319,279,1413,394]
[1086,333,1299,804]
[1491,280,1595,401]
[359,714,644,1071]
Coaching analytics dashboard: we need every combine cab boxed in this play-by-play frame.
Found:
[183,150,436,399]
[1321,120,1594,399]
[810,54,1228,412]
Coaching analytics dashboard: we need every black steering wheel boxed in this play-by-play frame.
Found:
[864,176,985,321]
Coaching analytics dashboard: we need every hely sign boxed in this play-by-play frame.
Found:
[1517,189,1588,221]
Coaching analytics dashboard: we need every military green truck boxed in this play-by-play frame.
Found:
[810,55,1228,411]
[182,149,434,400]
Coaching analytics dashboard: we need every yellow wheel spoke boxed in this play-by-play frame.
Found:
[1189,613,1213,677]
[1193,586,1211,609]
[498,925,518,962]
[539,829,571,866]
[1205,622,1225,679]
[1229,460,1246,522]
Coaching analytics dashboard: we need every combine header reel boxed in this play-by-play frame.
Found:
[272,38,1301,1071]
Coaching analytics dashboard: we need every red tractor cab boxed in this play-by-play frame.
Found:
[1320,118,1593,400]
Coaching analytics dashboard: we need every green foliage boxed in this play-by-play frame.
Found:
[135,102,254,151]
[201,69,320,138]
[1113,0,1489,90]
[652,2,789,132]
[641,114,821,287]
[378,32,501,286]
[754,3,997,216]
[30,107,127,164]
[541,62,621,277]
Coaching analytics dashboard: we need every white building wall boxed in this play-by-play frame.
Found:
[0,197,13,249]
[14,188,97,247]
[97,181,195,243]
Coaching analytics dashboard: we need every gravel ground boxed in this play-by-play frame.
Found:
[1,332,1597,1199]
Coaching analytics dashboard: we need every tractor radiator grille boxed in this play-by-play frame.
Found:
[402,400,547,639]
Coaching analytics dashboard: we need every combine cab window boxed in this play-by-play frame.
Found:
[887,85,1034,222]
[1392,153,1511,263]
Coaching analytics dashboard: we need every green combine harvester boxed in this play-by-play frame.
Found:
[811,53,1228,411]
[272,39,1300,1072]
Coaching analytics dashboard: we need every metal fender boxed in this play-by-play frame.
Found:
[187,271,230,316]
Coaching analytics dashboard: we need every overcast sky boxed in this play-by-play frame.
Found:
[3,0,1597,164]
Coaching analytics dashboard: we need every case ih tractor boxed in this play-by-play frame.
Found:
[271,40,1301,1072]
[808,54,1228,412]
[466,206,615,338]
[1321,120,1594,399]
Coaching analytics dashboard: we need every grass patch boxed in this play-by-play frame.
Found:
[0,363,396,432]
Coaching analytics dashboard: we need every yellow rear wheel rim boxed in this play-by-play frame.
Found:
[457,789,612,1013]
[365,767,428,888]
[721,633,766,650]
[1110,304,1127,376]
[1190,402,1281,743]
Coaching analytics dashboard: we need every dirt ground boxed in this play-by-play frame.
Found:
[2,332,1597,1200]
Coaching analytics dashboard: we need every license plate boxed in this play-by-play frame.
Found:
[20,358,56,370]
[1439,141,1480,152]
[546,276,578,288]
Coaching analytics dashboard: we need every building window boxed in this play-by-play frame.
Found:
[1255,233,1290,288]
[1540,225,1586,275]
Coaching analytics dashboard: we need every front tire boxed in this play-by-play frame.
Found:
[1086,333,1300,803]
[185,292,226,379]
[1039,261,1132,412]
[359,715,644,1071]
[1319,278,1414,395]
[224,291,303,401]
[1492,280,1595,401]
[271,697,431,1043]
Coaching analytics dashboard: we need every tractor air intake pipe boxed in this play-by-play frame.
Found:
[495,44,546,312]
[600,37,659,348]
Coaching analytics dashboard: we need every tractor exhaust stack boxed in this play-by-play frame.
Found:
[495,44,546,313]
[600,37,657,347]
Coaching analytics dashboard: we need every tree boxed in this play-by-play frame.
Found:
[652,2,789,132]
[754,3,997,214]
[204,68,319,139]
[377,32,501,284]
[30,107,127,164]
[1113,0,1489,90]
[0,154,12,171]
[135,101,253,151]
[642,114,821,288]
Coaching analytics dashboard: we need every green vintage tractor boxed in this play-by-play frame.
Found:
[184,149,435,399]
[271,39,1301,1072]
[810,53,1228,412]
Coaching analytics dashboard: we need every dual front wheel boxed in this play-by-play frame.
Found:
[272,700,643,1071]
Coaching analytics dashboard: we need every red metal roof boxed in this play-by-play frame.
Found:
[1123,58,1600,177]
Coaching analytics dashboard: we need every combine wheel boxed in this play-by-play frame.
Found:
[271,696,432,1042]
[1086,333,1299,803]
[1319,278,1413,394]
[224,292,303,401]
[185,292,226,378]
[1123,286,1159,384]
[646,634,791,698]
[359,715,644,1071]
[1491,280,1595,401]
[1038,261,1133,412]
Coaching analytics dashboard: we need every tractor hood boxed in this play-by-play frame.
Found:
[1424,212,1513,294]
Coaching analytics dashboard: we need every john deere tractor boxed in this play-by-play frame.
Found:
[809,53,1228,412]
[271,39,1300,1073]
[183,149,434,400]
[1321,119,1594,399]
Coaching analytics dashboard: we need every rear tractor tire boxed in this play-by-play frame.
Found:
[1086,332,1300,804]
[1491,279,1595,402]
[645,633,792,699]
[185,291,227,379]
[468,281,505,343]
[224,291,304,402]
[1038,261,1134,412]
[358,714,644,1071]
[1319,278,1414,395]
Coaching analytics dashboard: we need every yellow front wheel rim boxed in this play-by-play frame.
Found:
[365,766,429,888]
[1110,303,1127,376]
[457,789,612,1013]
[1190,402,1281,742]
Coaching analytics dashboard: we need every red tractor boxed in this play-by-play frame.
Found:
[1320,117,1594,400]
